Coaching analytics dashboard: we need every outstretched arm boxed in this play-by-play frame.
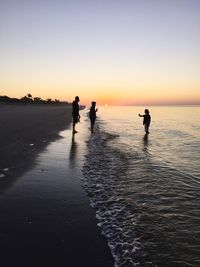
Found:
[138,114,143,117]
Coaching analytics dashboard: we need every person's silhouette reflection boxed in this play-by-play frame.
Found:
[143,133,149,153]
[69,135,77,168]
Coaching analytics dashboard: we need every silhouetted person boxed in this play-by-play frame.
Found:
[72,96,80,134]
[139,109,151,134]
[89,101,98,133]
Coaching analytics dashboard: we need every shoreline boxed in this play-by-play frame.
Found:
[0,106,114,266]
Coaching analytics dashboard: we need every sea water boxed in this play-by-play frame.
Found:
[82,106,200,267]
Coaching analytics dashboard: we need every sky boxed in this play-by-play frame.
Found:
[0,0,200,105]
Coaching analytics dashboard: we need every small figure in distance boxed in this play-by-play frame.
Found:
[139,109,151,134]
[72,96,81,134]
[89,101,98,133]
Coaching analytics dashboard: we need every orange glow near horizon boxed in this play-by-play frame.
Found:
[0,59,199,104]
[1,66,199,106]
[2,84,200,106]
[1,44,199,106]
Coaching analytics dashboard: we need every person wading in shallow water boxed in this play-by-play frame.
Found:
[139,109,151,134]
[89,101,98,133]
[72,96,80,134]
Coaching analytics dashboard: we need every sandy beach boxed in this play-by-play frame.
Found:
[0,104,72,190]
[0,104,113,267]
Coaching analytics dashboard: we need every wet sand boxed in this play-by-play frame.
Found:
[0,105,113,266]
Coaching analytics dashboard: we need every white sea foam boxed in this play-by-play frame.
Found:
[82,128,142,266]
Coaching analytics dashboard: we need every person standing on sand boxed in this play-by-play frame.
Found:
[72,96,80,134]
[139,109,151,134]
[89,101,98,133]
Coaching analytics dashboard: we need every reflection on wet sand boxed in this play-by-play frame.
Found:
[69,135,78,168]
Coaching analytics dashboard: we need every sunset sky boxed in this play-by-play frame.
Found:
[0,0,200,105]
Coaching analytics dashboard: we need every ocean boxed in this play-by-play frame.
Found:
[82,106,200,267]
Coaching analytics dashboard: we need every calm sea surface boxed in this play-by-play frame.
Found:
[82,106,200,267]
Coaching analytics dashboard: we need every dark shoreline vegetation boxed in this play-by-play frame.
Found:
[0,94,86,110]
[0,94,69,105]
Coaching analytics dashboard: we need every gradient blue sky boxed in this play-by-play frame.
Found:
[0,0,200,105]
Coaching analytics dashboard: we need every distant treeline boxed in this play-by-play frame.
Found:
[0,94,70,105]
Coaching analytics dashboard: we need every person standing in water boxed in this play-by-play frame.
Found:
[72,96,80,134]
[89,101,98,133]
[139,109,151,134]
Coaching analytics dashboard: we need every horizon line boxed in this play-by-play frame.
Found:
[84,103,200,107]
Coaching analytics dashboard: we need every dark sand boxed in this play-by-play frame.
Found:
[0,104,72,191]
[0,104,113,267]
